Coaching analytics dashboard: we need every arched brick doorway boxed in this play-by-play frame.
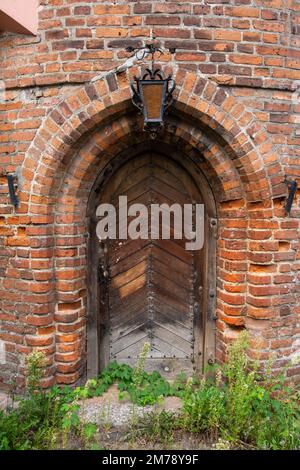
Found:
[87,144,217,378]
[7,68,288,389]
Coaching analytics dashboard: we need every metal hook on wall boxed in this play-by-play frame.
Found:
[284,176,298,216]
[6,173,19,209]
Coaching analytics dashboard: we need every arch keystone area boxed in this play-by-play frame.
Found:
[22,68,285,205]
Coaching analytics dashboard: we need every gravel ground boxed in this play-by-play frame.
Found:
[78,384,183,427]
[0,385,183,429]
[0,388,212,449]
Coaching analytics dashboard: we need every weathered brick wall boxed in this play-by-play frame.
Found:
[0,0,299,390]
[0,1,299,88]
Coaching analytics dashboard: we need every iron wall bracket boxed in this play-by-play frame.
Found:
[6,173,19,208]
[284,177,298,216]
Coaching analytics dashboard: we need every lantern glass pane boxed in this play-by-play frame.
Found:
[141,82,164,121]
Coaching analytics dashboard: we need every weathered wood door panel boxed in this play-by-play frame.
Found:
[98,153,206,377]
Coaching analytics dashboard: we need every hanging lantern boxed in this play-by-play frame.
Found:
[128,43,176,139]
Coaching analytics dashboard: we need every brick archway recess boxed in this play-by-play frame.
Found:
[6,67,293,388]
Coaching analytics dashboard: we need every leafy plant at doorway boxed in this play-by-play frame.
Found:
[0,335,299,450]
[75,341,188,406]
[79,361,185,406]
[180,332,300,450]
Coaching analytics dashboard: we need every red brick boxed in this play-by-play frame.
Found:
[225,6,260,18]
[154,28,191,38]
[145,16,180,26]
[74,6,91,15]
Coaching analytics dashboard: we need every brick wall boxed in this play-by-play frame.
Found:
[0,0,299,390]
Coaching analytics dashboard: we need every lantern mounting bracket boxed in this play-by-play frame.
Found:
[125,42,175,62]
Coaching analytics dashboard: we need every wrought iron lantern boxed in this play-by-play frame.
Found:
[127,42,176,139]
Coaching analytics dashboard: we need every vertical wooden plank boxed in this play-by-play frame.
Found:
[86,215,100,378]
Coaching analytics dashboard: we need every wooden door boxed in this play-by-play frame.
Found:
[98,153,204,377]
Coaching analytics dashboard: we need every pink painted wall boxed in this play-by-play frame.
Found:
[0,0,38,35]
